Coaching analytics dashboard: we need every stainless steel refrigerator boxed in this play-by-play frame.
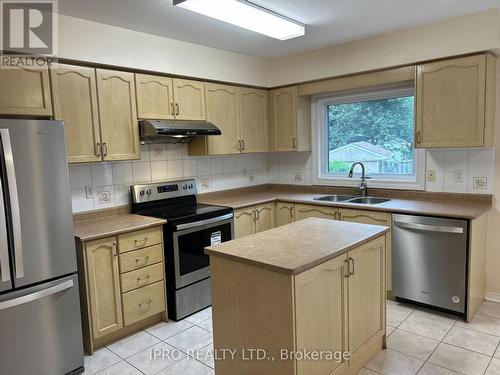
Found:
[0,119,84,375]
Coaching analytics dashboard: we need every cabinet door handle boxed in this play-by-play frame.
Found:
[137,275,151,284]
[96,142,102,157]
[292,138,297,150]
[134,237,149,246]
[135,255,150,265]
[289,207,294,219]
[241,140,245,151]
[416,130,422,144]
[171,102,175,115]
[349,257,355,275]
[344,259,350,278]
[112,241,118,256]
[138,299,152,311]
[175,103,180,116]
[238,140,242,152]
[102,143,108,157]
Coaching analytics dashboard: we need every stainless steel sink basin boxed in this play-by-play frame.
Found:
[314,195,355,202]
[347,197,391,205]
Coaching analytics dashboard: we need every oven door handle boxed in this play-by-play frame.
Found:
[175,213,234,231]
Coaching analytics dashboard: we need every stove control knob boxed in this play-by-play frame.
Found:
[189,184,193,189]
[139,190,145,196]
[146,189,152,196]
[183,184,188,190]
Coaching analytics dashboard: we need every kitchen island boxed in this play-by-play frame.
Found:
[206,217,389,375]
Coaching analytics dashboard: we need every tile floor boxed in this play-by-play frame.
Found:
[84,301,500,375]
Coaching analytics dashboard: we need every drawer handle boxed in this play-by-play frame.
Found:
[134,237,149,246]
[139,299,152,311]
[135,256,150,265]
[137,275,151,284]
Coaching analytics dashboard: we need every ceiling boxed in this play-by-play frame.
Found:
[58,0,500,59]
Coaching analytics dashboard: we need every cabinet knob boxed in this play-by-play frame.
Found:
[416,131,422,144]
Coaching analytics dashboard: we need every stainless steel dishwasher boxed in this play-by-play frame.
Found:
[392,214,468,314]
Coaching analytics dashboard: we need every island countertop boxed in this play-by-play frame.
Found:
[205,217,389,275]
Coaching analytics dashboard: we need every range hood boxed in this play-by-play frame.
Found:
[139,119,221,144]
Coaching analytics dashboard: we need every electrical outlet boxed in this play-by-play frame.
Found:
[427,170,436,182]
[85,185,94,199]
[97,191,111,205]
[293,170,303,182]
[200,178,210,191]
[455,169,465,183]
[472,177,487,190]
[248,175,255,183]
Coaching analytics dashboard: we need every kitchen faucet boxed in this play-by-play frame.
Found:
[348,162,370,197]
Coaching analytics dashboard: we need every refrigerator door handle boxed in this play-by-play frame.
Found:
[0,279,74,310]
[0,129,23,279]
[0,177,10,283]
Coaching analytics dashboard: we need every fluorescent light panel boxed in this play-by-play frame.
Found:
[174,0,305,40]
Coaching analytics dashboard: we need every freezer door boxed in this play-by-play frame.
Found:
[0,274,84,375]
[0,120,76,288]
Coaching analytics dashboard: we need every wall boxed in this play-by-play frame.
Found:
[58,14,270,87]
[69,145,268,212]
[269,9,500,86]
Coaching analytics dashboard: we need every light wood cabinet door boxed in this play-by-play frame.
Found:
[271,86,297,151]
[234,207,256,238]
[204,83,241,155]
[85,236,123,339]
[135,74,174,119]
[51,64,101,163]
[0,60,52,116]
[339,208,393,291]
[173,78,206,120]
[255,203,274,233]
[96,69,140,160]
[416,54,491,148]
[240,88,269,153]
[294,204,336,221]
[275,202,295,227]
[347,237,385,359]
[295,255,348,375]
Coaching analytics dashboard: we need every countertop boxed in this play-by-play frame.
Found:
[74,214,166,242]
[199,185,491,219]
[205,217,389,275]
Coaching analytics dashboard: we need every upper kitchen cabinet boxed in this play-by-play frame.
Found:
[270,86,310,152]
[189,83,241,155]
[135,74,175,119]
[51,64,101,163]
[96,69,140,160]
[135,75,206,121]
[415,53,496,148]
[172,78,206,120]
[0,58,52,116]
[240,88,269,153]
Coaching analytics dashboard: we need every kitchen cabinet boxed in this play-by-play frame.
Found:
[172,78,206,120]
[76,226,166,354]
[294,203,337,221]
[270,86,311,152]
[338,208,393,292]
[234,203,275,238]
[83,237,123,340]
[239,88,269,153]
[51,64,102,163]
[415,53,496,148]
[0,58,52,116]
[210,230,386,375]
[96,69,140,161]
[275,202,295,226]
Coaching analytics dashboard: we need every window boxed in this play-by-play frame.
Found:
[314,86,425,189]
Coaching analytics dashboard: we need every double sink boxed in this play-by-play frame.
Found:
[314,195,391,205]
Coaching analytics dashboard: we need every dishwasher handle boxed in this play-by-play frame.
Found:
[394,220,464,234]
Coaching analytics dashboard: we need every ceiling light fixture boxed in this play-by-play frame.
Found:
[173,0,305,41]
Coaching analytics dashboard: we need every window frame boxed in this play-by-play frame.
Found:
[312,85,426,190]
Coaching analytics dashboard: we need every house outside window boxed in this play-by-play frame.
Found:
[313,85,425,190]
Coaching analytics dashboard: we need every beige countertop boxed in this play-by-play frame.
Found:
[206,217,389,274]
[74,214,166,242]
[199,185,491,219]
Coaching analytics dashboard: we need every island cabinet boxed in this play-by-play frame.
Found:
[275,202,295,226]
[208,219,387,375]
[415,53,496,148]
[234,203,274,238]
[75,225,166,354]
[0,58,53,116]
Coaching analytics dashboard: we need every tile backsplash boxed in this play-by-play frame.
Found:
[69,144,268,213]
[69,145,494,213]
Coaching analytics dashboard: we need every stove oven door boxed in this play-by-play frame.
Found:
[173,214,233,288]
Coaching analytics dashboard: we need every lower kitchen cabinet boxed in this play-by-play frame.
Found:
[275,202,295,226]
[294,203,337,221]
[234,203,275,238]
[76,225,166,354]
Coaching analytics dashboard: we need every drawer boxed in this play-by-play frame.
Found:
[122,281,165,326]
[118,226,162,253]
[119,244,163,273]
[121,263,164,293]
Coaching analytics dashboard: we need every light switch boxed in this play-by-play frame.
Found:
[85,185,94,199]
[427,170,436,182]
[455,169,465,183]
